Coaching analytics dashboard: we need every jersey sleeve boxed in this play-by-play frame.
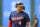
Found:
[9,13,12,21]
[25,13,30,23]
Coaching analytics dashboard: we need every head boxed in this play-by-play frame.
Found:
[16,6,24,11]
[16,1,25,12]
[33,14,36,19]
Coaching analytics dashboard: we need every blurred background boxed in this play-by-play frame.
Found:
[0,0,40,27]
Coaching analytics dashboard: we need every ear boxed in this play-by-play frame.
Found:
[23,6,25,10]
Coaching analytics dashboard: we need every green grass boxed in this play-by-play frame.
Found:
[0,26,40,27]
[0,26,33,27]
[0,26,8,27]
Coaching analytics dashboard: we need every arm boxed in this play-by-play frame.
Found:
[26,22,31,27]
[33,20,37,27]
[25,13,31,27]
[8,21,12,27]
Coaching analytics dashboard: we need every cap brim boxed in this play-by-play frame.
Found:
[17,5,24,7]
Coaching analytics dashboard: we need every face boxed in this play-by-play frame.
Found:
[17,6,23,11]
[33,14,36,18]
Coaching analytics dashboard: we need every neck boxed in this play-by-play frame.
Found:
[17,10,22,14]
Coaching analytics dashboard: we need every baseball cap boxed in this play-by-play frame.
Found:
[16,1,24,7]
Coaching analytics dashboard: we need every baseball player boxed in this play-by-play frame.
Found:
[8,1,31,27]
[33,14,38,27]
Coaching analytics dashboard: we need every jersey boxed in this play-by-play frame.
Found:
[34,18,38,27]
[9,11,30,27]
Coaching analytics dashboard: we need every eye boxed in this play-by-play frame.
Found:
[20,7,23,8]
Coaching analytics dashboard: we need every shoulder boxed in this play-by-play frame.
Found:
[10,11,16,15]
[35,19,38,22]
[35,18,38,20]
[23,11,29,16]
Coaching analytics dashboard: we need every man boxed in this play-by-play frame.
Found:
[33,14,38,27]
[8,1,31,27]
